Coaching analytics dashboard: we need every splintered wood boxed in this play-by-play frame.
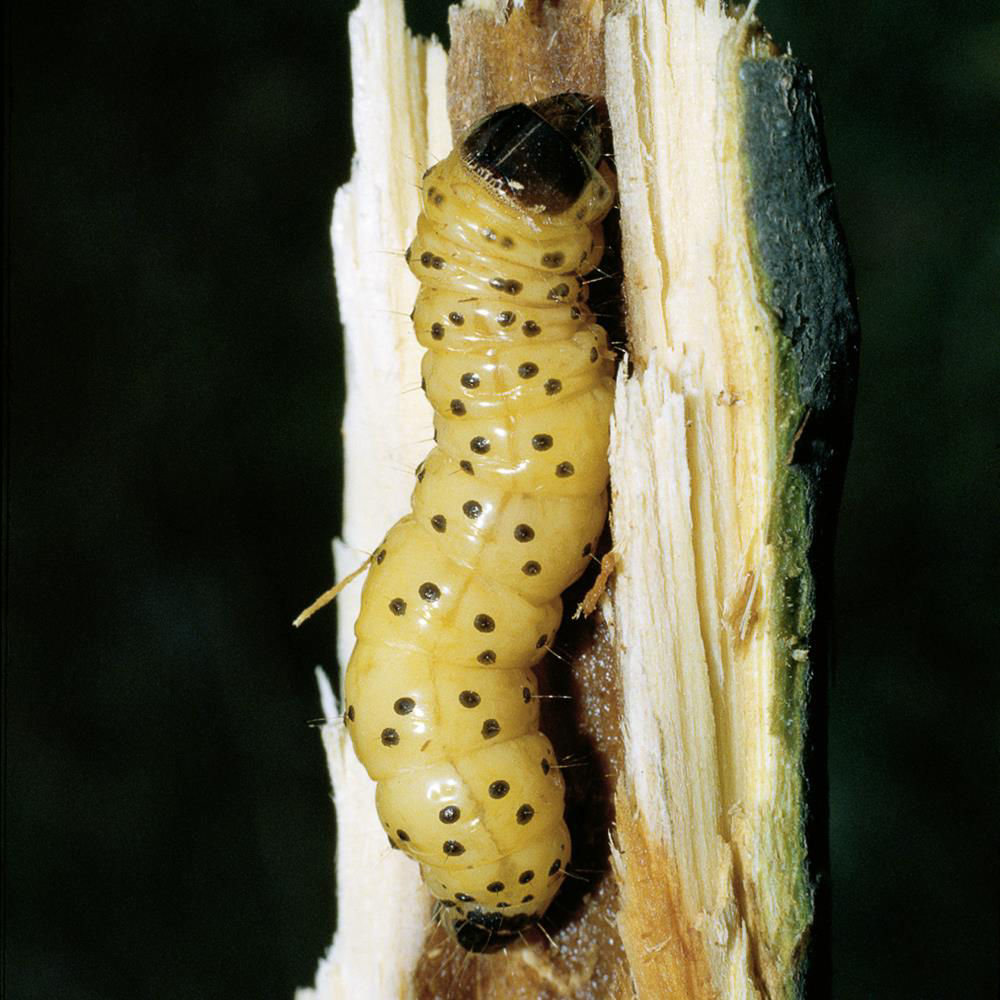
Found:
[298,0,850,997]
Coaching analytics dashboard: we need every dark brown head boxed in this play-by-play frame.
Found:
[461,93,607,217]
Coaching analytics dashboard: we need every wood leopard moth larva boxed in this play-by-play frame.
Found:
[342,93,615,952]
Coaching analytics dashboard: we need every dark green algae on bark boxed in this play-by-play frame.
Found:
[740,54,860,997]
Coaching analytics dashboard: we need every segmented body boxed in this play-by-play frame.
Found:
[343,95,614,951]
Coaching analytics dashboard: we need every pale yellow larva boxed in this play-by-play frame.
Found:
[343,93,615,952]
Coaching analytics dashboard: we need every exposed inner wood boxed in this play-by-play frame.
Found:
[447,0,607,138]
[295,3,449,998]
[605,5,808,998]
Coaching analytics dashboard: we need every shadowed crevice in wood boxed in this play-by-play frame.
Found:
[447,2,606,140]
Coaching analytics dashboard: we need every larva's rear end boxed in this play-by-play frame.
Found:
[343,94,615,953]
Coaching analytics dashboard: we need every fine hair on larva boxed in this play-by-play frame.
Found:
[342,93,616,953]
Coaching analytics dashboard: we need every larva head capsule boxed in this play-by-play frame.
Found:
[461,93,614,223]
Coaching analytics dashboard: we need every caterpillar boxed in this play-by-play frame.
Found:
[342,93,615,952]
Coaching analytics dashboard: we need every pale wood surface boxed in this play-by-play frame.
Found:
[295,2,448,997]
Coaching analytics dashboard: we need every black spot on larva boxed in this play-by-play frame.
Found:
[375,549,386,564]
[459,690,481,708]
[541,251,565,268]
[430,323,444,340]
[544,378,562,396]
[590,346,599,362]
[477,650,496,665]
[522,894,534,903]
[431,256,445,270]
[548,282,570,300]
[497,311,515,327]
[439,899,456,908]
[404,246,412,263]
[387,835,399,850]
[474,614,495,633]
[489,780,510,799]
[448,311,465,326]
[570,306,581,320]
[541,758,551,775]
[431,514,447,533]
[514,524,534,542]
[439,806,461,824]
[501,236,514,249]
[456,892,474,902]
[555,461,575,477]
[381,728,400,746]
[459,460,474,475]
[536,634,548,648]
[420,377,426,391]
[518,362,539,379]
[420,251,433,267]
[396,829,410,842]
[389,598,407,616]
[518,870,534,884]
[433,192,444,206]
[346,704,355,722]
[481,719,500,739]
[487,881,505,894]
[531,434,552,451]
[394,697,415,715]
[450,399,466,416]
[443,840,466,857]
[415,462,426,481]
[522,686,532,703]
[549,859,562,876]
[461,372,480,389]
[516,804,535,825]
[419,582,441,602]
[522,560,541,576]
[470,436,490,454]
[582,542,593,556]
[462,500,482,519]
[522,320,541,337]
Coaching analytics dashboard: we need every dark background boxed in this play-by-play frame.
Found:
[6,0,997,997]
